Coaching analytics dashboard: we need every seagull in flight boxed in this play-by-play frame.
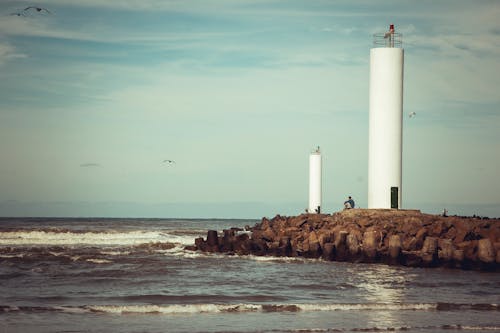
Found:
[10,6,52,16]
[163,159,176,164]
[24,6,52,13]
[408,112,416,118]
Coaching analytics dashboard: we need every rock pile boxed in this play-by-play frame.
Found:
[193,209,500,271]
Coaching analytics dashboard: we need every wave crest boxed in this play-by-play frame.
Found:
[0,230,194,246]
[2,302,498,315]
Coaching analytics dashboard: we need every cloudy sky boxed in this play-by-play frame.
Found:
[0,0,499,218]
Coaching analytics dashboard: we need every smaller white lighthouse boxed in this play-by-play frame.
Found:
[308,146,322,214]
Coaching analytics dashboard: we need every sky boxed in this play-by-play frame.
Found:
[0,0,499,218]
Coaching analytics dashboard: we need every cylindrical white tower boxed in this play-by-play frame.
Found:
[308,146,322,214]
[368,25,404,209]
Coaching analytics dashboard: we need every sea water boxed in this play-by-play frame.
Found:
[0,217,499,333]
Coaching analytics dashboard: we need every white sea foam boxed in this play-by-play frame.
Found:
[296,303,436,311]
[159,244,193,256]
[87,303,260,314]
[0,230,195,247]
[459,326,500,331]
[53,306,89,314]
[84,303,437,315]
[246,255,308,263]
[100,250,131,256]
[5,303,499,322]
[85,258,113,264]
[0,254,25,258]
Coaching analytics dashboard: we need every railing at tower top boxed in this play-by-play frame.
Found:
[373,32,403,48]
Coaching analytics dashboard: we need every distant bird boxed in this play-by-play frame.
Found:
[24,6,52,14]
[10,6,52,16]
[163,159,176,164]
[408,111,416,118]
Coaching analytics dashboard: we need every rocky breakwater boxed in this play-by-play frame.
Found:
[194,209,500,271]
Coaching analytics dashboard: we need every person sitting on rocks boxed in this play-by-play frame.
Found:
[344,196,355,209]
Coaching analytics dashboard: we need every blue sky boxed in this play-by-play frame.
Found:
[1,0,499,218]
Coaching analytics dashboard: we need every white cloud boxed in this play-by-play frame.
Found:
[0,14,106,42]
[0,41,27,65]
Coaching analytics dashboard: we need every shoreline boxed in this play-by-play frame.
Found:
[192,209,500,271]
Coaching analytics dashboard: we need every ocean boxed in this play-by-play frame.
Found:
[0,217,499,333]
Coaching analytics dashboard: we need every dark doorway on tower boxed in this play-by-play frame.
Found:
[391,187,399,209]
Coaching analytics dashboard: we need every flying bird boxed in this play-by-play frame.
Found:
[408,112,416,118]
[163,159,176,164]
[10,6,52,16]
[24,6,52,14]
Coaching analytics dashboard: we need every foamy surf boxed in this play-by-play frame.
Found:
[85,258,113,264]
[0,230,195,246]
[83,302,500,314]
[2,302,498,315]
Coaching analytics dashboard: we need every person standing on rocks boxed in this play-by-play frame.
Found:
[344,196,355,209]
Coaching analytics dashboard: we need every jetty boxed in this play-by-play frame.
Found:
[192,209,500,271]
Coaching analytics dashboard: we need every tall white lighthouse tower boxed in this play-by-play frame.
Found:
[308,146,322,214]
[368,24,404,209]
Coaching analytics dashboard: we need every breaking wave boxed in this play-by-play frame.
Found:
[0,242,190,263]
[0,230,195,247]
[1,302,498,315]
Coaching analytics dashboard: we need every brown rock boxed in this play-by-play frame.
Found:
[415,228,428,249]
[206,230,219,247]
[444,227,457,240]
[477,238,495,263]
[250,239,268,255]
[422,236,438,253]
[317,230,333,246]
[322,243,335,260]
[347,234,360,257]
[357,218,373,228]
[438,239,454,262]
[388,235,402,260]
[429,221,445,237]
[453,219,473,243]
[195,237,204,247]
[260,217,271,230]
[421,237,438,266]
[334,231,348,260]
[401,217,423,236]
[284,227,300,236]
[402,236,417,251]
[223,229,235,240]
[234,234,251,255]
[462,240,479,261]
[308,231,319,245]
[184,245,197,251]
[453,249,464,262]
[363,230,380,259]
[290,217,308,229]
[261,228,276,242]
